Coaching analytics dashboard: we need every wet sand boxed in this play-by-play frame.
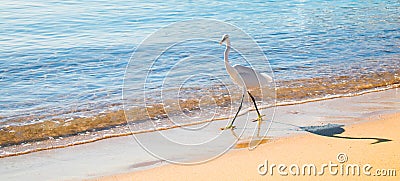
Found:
[0,88,399,180]
[95,112,400,180]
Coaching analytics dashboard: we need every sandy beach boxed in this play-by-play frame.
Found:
[1,89,398,180]
[95,112,400,180]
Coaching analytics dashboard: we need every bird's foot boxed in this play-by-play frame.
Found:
[220,125,236,130]
[252,114,265,122]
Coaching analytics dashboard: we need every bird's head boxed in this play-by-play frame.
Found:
[219,34,229,45]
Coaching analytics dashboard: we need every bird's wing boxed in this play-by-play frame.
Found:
[233,64,273,88]
[260,73,273,83]
[232,64,253,74]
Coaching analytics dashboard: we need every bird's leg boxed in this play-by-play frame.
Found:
[247,91,263,123]
[220,93,244,130]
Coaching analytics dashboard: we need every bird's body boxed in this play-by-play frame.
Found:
[221,34,271,91]
[229,64,272,90]
[219,34,271,130]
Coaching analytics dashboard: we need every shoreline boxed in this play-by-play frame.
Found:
[94,112,400,180]
[0,88,398,180]
[1,85,398,159]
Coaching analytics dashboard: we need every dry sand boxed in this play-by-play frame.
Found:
[93,113,400,180]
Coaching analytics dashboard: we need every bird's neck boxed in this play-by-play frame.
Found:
[224,39,231,63]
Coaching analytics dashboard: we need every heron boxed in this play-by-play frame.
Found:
[219,34,272,130]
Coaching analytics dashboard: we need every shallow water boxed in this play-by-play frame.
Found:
[0,0,399,156]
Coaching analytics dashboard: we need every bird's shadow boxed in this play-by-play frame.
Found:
[299,124,391,144]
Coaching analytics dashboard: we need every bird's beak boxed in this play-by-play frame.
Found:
[219,38,226,45]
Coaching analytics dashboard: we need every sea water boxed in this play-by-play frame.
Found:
[0,0,399,157]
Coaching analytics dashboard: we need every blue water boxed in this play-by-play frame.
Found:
[1,0,399,124]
